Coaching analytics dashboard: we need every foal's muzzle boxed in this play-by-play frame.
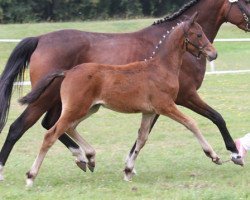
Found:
[206,51,218,62]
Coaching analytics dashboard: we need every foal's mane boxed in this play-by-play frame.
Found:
[153,0,201,25]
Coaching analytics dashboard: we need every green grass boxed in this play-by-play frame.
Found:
[0,19,250,199]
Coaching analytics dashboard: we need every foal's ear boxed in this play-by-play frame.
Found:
[189,11,199,25]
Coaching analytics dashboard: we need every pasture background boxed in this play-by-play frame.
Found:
[0,19,249,199]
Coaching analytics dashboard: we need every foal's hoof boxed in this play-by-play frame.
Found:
[231,154,244,166]
[212,157,222,165]
[87,161,95,173]
[75,160,87,172]
[123,168,134,182]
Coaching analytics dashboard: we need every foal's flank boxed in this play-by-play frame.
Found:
[21,13,218,186]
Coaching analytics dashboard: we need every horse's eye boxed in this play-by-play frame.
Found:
[197,33,202,38]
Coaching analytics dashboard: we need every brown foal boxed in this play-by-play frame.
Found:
[20,13,218,186]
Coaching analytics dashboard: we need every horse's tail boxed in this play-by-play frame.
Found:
[0,37,39,133]
[19,71,65,105]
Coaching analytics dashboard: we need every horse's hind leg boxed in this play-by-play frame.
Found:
[124,113,156,181]
[41,103,87,171]
[159,102,222,165]
[0,104,48,181]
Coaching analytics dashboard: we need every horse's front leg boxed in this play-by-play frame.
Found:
[177,90,243,165]
[124,113,156,181]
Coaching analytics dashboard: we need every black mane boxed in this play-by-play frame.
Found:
[153,0,201,25]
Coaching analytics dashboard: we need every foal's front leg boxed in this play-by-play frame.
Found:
[159,102,222,165]
[124,113,156,181]
[125,114,159,176]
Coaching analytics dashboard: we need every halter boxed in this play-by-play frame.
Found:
[226,0,250,31]
[183,25,209,59]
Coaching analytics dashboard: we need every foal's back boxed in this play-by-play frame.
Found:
[61,59,177,115]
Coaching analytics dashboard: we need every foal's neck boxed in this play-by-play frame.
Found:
[154,24,186,74]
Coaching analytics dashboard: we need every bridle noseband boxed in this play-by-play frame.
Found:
[226,0,250,31]
[183,26,209,59]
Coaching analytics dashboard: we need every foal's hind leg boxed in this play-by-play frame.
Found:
[26,120,70,187]
[42,103,87,171]
[66,105,100,172]
[159,103,221,165]
[124,113,155,181]
[67,129,96,172]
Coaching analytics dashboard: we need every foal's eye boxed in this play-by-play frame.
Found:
[197,33,202,38]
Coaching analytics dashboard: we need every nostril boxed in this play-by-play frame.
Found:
[213,52,218,60]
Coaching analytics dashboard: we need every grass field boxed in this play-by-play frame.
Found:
[0,19,250,200]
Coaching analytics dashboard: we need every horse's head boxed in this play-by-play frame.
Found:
[224,0,250,31]
[183,12,217,62]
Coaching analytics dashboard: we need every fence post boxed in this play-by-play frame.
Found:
[209,61,215,72]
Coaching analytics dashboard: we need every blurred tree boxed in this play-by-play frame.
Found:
[0,0,187,23]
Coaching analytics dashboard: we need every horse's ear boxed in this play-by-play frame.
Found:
[189,11,199,25]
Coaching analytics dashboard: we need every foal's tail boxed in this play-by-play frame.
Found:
[19,71,65,105]
[0,37,39,133]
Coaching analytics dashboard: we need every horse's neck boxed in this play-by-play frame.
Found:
[147,0,226,43]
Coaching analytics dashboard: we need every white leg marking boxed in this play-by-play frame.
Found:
[69,147,86,162]
[26,178,34,187]
[0,165,4,181]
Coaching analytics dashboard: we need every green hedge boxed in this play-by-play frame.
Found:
[0,0,187,23]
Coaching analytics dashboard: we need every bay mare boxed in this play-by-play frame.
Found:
[0,0,249,180]
[20,14,218,186]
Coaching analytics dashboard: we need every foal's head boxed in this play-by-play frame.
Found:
[182,12,217,61]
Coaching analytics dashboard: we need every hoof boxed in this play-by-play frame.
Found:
[132,168,137,175]
[87,163,95,173]
[124,168,135,182]
[231,153,244,166]
[212,157,222,165]
[75,160,87,172]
